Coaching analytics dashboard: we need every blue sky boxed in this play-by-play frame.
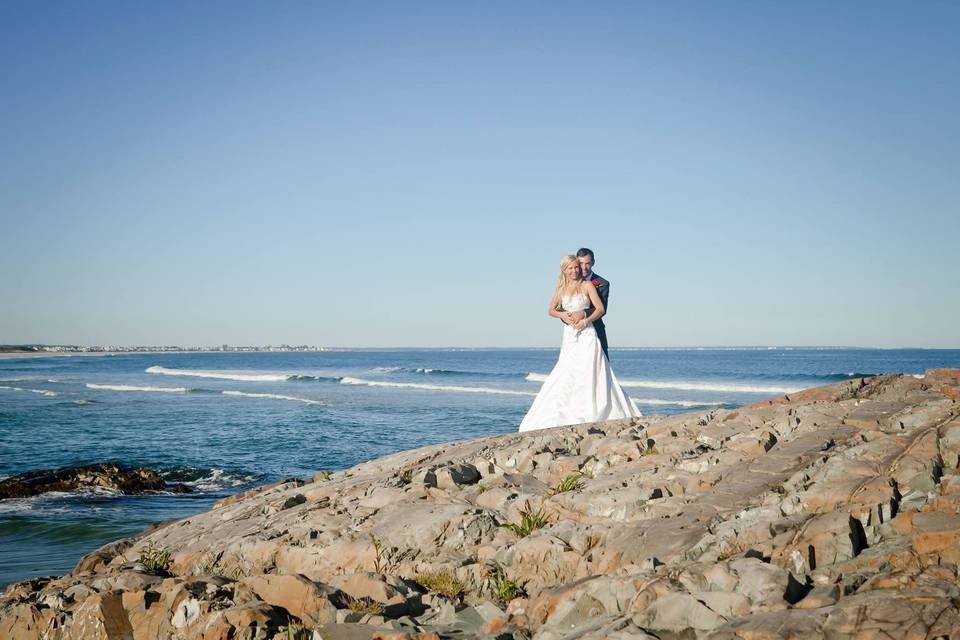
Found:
[1,2,958,348]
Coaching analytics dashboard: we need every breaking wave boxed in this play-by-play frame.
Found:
[631,398,730,407]
[146,366,339,383]
[340,377,536,396]
[0,385,60,397]
[86,383,189,393]
[146,366,289,382]
[524,373,801,394]
[221,391,324,405]
[618,379,803,394]
[158,466,259,492]
[373,366,510,377]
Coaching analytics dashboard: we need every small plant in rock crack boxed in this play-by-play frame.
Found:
[716,544,740,561]
[488,564,524,604]
[501,503,551,537]
[285,619,311,640]
[340,594,385,614]
[193,552,220,576]
[138,542,172,576]
[370,534,390,573]
[415,571,467,599]
[550,474,585,495]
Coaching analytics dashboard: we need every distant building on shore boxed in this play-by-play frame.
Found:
[0,344,327,353]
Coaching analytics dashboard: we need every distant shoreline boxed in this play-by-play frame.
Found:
[1,346,957,360]
[0,351,218,360]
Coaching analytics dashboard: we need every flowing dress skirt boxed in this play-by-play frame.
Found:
[519,323,640,432]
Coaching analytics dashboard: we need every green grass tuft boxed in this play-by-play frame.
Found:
[488,564,524,604]
[340,594,384,614]
[550,474,585,495]
[415,571,466,599]
[285,620,311,640]
[501,504,551,538]
[138,542,172,576]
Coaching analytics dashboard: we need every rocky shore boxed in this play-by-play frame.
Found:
[0,463,192,499]
[2,369,960,639]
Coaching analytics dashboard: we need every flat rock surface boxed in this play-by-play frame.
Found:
[2,371,960,639]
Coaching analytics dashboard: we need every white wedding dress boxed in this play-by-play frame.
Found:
[519,293,641,432]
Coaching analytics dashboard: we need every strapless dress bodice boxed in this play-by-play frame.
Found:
[562,293,590,313]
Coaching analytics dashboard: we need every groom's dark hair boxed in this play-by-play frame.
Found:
[576,248,595,261]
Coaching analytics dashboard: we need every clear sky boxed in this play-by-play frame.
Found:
[1,2,958,348]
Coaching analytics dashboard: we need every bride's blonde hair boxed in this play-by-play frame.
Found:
[554,254,583,304]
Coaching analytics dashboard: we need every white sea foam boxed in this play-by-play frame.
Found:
[0,385,60,397]
[222,390,324,405]
[525,373,800,394]
[0,487,123,514]
[631,398,727,407]
[373,367,457,375]
[619,380,802,394]
[86,383,189,393]
[146,365,289,382]
[180,468,258,492]
[340,376,536,396]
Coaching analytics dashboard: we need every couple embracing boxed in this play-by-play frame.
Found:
[519,248,641,432]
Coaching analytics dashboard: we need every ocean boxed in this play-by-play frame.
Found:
[2,347,959,587]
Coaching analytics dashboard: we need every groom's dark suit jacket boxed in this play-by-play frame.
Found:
[587,273,610,358]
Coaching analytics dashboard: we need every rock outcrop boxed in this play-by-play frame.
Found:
[2,370,960,639]
[0,463,192,499]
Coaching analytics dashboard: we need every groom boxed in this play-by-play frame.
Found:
[576,247,610,358]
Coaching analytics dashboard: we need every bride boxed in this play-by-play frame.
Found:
[519,255,641,432]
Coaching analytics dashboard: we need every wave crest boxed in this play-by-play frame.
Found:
[375,366,516,378]
[632,398,729,407]
[0,385,60,397]
[288,374,341,383]
[340,376,536,396]
[86,383,189,393]
[222,391,324,405]
[146,366,339,383]
[525,373,800,394]
[146,366,289,382]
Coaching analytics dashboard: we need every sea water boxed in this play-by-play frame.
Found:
[2,347,959,586]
